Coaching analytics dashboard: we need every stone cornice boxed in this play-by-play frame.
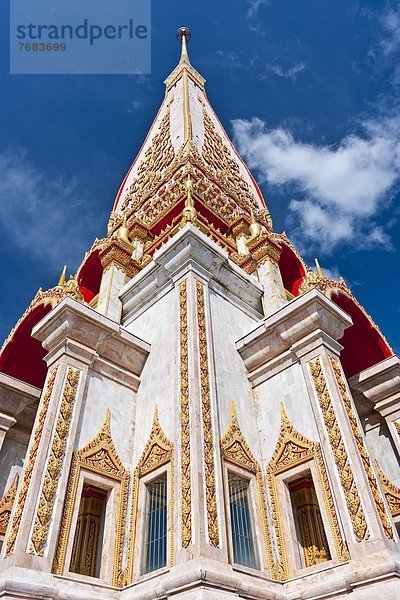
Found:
[349,356,400,417]
[120,225,264,324]
[0,373,41,419]
[236,288,352,379]
[32,297,150,383]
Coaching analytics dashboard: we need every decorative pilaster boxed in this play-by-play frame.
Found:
[309,358,369,542]
[179,281,192,548]
[4,367,58,556]
[29,367,81,555]
[98,239,141,322]
[195,280,219,548]
[330,357,395,540]
[247,233,286,316]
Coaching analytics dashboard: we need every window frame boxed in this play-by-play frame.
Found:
[134,463,172,581]
[222,462,265,575]
[276,460,336,576]
[63,469,120,584]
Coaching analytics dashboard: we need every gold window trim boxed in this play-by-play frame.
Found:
[266,404,350,580]
[220,402,276,578]
[52,409,129,587]
[123,406,174,586]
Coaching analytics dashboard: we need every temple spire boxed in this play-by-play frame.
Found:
[164,27,205,90]
[57,265,67,287]
[178,27,191,66]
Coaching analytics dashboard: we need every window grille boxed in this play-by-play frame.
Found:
[143,476,167,574]
[228,473,258,569]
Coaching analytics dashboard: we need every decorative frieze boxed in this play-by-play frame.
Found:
[5,367,58,556]
[53,409,129,586]
[196,280,219,548]
[330,357,395,540]
[221,403,276,578]
[0,473,19,536]
[123,407,174,585]
[309,358,369,542]
[29,367,81,556]
[266,405,349,579]
[179,281,192,548]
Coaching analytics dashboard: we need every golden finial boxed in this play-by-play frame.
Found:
[118,214,131,245]
[183,173,197,222]
[57,265,67,287]
[339,276,345,285]
[315,258,324,278]
[177,27,191,65]
[249,208,261,238]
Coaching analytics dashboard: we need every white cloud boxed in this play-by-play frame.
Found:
[265,62,307,81]
[380,3,400,56]
[247,0,269,20]
[232,115,400,253]
[0,149,101,270]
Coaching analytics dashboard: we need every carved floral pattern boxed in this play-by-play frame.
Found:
[196,280,219,547]
[180,280,192,548]
[309,358,369,542]
[330,357,395,539]
[52,409,129,586]
[5,367,58,556]
[30,367,81,556]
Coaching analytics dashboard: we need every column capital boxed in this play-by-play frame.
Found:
[247,232,281,265]
[236,288,352,382]
[0,373,41,419]
[32,297,150,383]
[349,355,400,418]
[99,239,141,278]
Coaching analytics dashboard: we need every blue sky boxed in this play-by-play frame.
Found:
[0,0,399,353]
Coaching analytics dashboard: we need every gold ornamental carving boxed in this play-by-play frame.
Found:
[122,101,175,212]
[5,367,58,556]
[330,357,395,539]
[266,405,349,579]
[375,460,400,518]
[52,409,129,586]
[201,106,261,216]
[123,407,174,585]
[0,473,19,536]
[221,403,277,578]
[30,367,81,556]
[309,358,369,542]
[395,421,400,438]
[180,280,192,548]
[196,280,219,547]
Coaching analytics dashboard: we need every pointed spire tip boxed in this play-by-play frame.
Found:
[176,27,191,65]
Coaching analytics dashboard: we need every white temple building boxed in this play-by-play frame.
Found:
[1,28,400,599]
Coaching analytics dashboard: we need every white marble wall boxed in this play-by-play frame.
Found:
[0,436,26,497]
[209,290,259,457]
[75,371,136,468]
[364,413,400,487]
[125,288,176,462]
[256,362,318,464]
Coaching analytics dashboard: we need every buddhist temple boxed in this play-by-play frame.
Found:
[1,28,400,599]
